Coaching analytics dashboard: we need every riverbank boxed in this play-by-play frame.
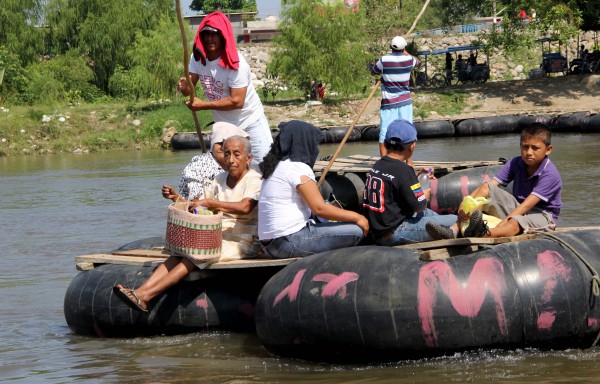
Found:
[263,73,600,128]
[1,74,599,156]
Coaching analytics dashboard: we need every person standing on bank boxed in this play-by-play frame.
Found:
[371,35,420,158]
[445,52,454,81]
[177,11,273,169]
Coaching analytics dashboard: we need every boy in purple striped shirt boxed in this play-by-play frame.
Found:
[427,123,562,239]
[371,35,420,157]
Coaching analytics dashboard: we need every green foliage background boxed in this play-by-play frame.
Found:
[190,0,257,13]
[0,0,598,107]
[268,0,372,97]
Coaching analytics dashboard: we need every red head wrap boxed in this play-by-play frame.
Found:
[193,11,240,70]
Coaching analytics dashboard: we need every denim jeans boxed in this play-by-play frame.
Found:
[263,221,364,259]
[244,113,273,170]
[375,208,457,246]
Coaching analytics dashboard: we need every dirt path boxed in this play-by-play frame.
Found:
[264,74,600,127]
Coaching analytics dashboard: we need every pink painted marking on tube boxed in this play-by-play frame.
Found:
[534,250,572,330]
[538,250,572,303]
[273,269,307,307]
[537,310,557,330]
[196,296,208,311]
[312,272,359,299]
[482,174,491,183]
[460,175,470,198]
[238,303,255,318]
[417,258,508,347]
[429,178,439,212]
[588,317,600,329]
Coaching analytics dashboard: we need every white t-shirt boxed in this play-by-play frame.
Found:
[206,169,263,261]
[189,52,264,130]
[258,160,314,240]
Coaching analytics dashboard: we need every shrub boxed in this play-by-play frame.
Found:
[108,66,148,100]
[21,51,102,104]
[0,47,27,104]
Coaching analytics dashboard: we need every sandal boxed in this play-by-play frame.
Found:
[112,284,148,313]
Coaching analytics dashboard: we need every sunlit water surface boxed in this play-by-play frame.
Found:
[2,133,600,383]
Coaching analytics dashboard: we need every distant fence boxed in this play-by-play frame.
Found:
[414,20,502,36]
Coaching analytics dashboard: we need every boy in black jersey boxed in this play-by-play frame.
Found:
[363,119,457,245]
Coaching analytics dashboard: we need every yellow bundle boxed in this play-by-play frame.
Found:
[193,207,214,215]
[459,196,502,236]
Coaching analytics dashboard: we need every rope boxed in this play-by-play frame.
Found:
[532,230,600,348]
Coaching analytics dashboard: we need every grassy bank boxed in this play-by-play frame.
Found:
[0,99,214,156]
[0,89,471,156]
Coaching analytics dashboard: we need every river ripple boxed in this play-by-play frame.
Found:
[1,133,600,383]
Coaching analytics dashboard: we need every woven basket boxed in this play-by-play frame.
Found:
[165,201,223,264]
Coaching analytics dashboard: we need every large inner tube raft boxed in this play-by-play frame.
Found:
[171,112,596,149]
[255,229,600,362]
[64,239,284,337]
[64,264,258,337]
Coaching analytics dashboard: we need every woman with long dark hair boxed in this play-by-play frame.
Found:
[258,120,368,259]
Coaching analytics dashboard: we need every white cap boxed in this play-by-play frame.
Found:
[391,36,407,51]
[210,122,249,152]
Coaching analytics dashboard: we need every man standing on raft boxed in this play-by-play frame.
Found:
[177,11,273,168]
[371,35,420,159]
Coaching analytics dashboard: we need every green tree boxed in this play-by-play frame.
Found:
[124,17,184,99]
[0,47,28,104]
[478,1,582,50]
[363,0,434,58]
[189,0,257,13]
[576,0,600,30]
[268,0,371,98]
[21,49,101,104]
[45,0,174,91]
[0,0,45,65]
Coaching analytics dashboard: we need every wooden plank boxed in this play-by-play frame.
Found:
[112,249,170,258]
[348,154,377,161]
[396,237,511,250]
[419,245,479,261]
[76,254,165,270]
[76,227,600,270]
[396,233,537,250]
[419,248,450,261]
[555,226,600,232]
[313,156,504,176]
[76,253,299,271]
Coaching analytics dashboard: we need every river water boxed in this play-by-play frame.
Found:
[2,133,600,383]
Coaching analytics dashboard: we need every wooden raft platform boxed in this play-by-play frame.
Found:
[75,226,599,272]
[313,154,504,177]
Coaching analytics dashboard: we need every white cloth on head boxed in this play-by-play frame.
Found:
[210,121,249,152]
[178,153,223,200]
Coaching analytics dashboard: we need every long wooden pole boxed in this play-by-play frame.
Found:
[316,80,380,188]
[317,0,432,188]
[175,0,207,154]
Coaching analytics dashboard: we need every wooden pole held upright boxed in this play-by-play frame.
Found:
[175,0,207,154]
[316,0,431,187]
[316,80,380,188]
